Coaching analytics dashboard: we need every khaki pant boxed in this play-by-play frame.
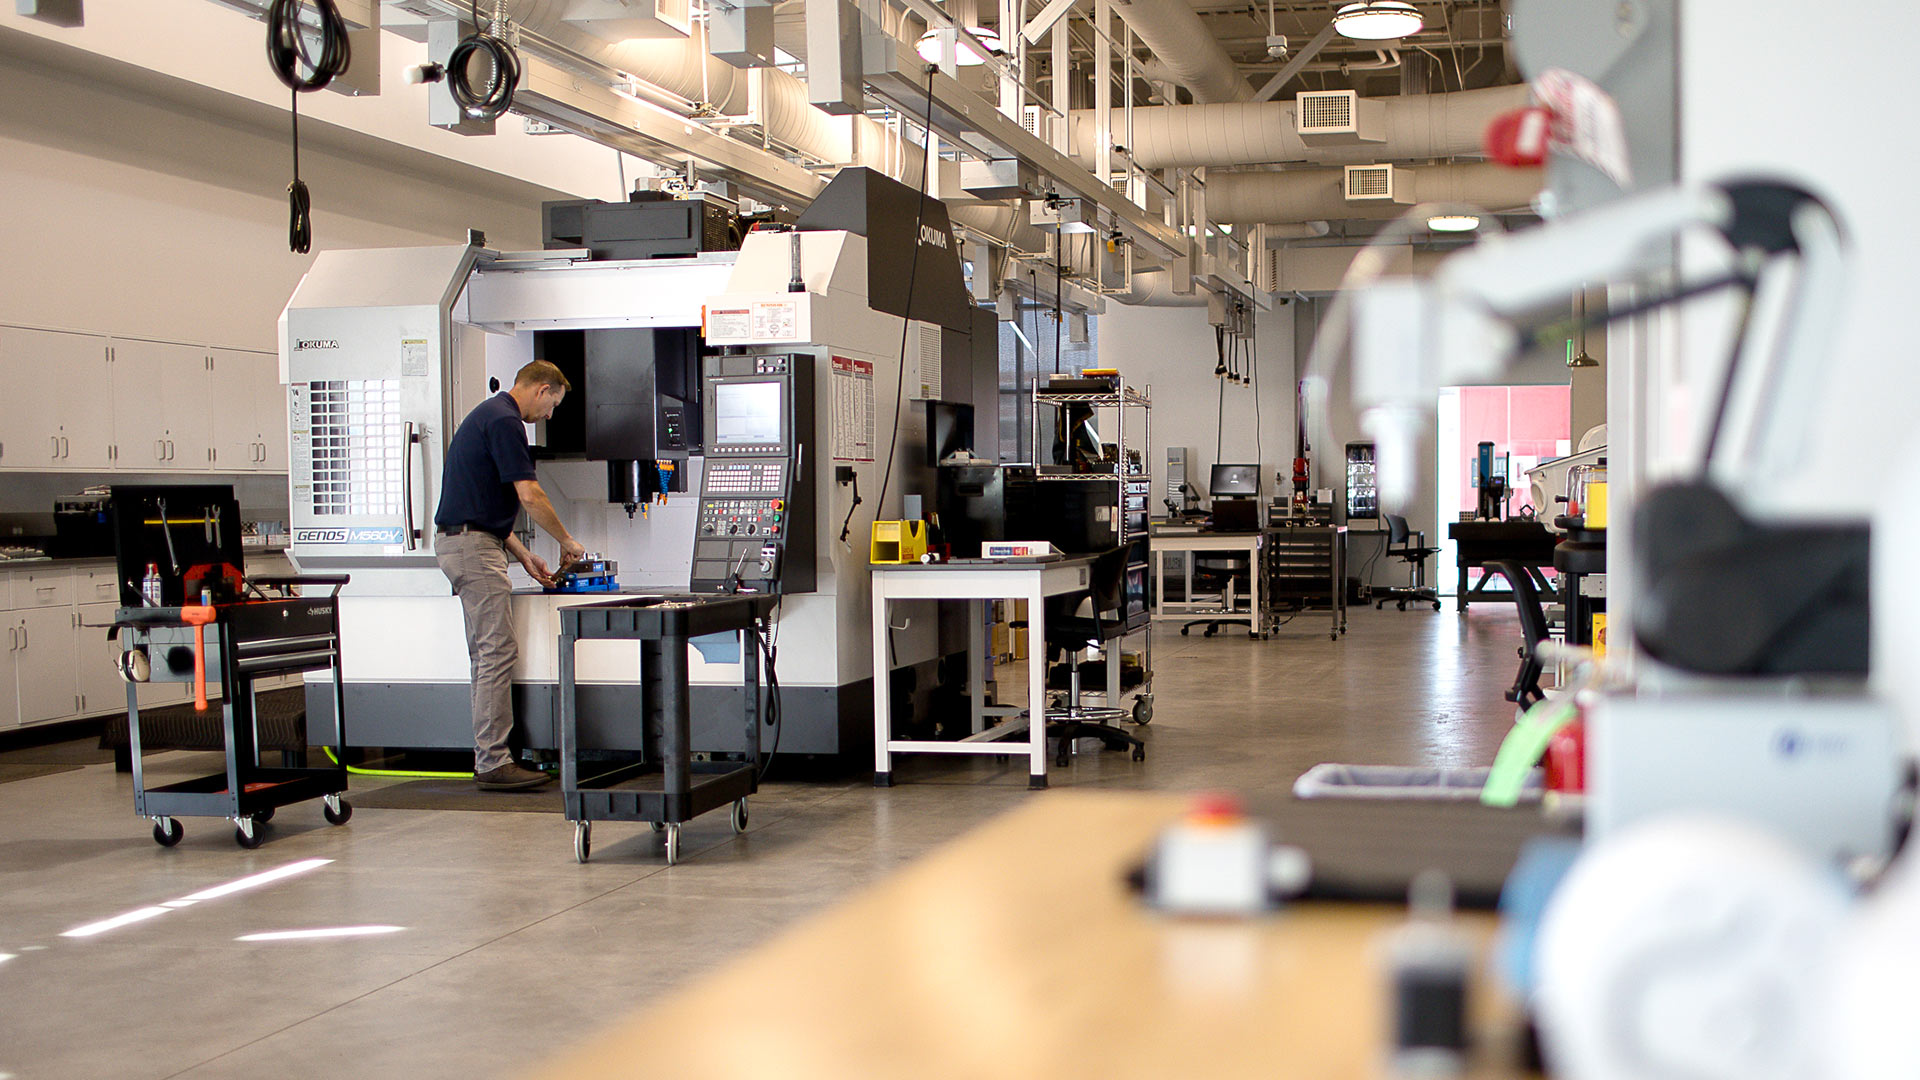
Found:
[436,530,517,773]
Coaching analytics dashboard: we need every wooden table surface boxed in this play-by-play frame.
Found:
[533,791,1532,1080]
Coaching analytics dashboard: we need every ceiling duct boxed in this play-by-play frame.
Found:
[1205,162,1543,225]
[1110,0,1254,104]
[1070,85,1528,170]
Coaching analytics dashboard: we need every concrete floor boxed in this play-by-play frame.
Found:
[0,603,1530,1080]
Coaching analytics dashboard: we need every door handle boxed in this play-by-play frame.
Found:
[18,622,26,650]
[402,421,422,551]
[60,436,69,458]
[51,436,59,458]
[155,440,165,461]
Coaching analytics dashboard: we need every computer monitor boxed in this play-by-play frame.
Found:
[1210,463,1260,498]
[711,380,784,448]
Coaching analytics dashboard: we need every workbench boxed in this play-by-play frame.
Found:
[527,792,1534,1080]
[1447,521,1559,611]
[871,556,1099,790]
[1148,528,1266,638]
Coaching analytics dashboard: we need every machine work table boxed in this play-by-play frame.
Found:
[527,792,1532,1080]
[871,556,1100,790]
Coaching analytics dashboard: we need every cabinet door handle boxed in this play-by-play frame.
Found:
[61,436,70,458]
[18,623,26,650]
[51,436,60,458]
[6,627,14,652]
[155,440,165,461]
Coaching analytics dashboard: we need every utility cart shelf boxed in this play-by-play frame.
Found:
[557,594,778,865]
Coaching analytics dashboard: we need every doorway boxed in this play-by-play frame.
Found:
[1435,385,1572,598]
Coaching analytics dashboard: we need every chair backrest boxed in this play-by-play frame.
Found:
[1386,513,1411,547]
[1046,546,1132,644]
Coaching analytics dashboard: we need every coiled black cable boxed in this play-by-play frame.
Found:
[448,0,520,122]
[266,0,351,254]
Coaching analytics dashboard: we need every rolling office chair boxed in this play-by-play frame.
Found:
[1486,560,1550,709]
[1036,547,1147,768]
[1375,514,1442,611]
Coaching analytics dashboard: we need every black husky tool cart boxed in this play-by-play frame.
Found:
[107,486,353,849]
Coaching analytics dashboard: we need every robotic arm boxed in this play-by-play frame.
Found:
[1333,180,1844,515]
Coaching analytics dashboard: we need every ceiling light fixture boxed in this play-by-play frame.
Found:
[1427,214,1481,233]
[915,26,1001,67]
[1332,1,1425,41]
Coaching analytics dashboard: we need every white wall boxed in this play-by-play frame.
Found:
[0,8,645,352]
[1097,301,1297,513]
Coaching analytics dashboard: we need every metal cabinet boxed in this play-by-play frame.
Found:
[0,326,113,469]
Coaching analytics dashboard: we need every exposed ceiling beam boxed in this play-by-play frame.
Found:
[1250,21,1335,103]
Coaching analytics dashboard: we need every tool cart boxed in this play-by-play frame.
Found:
[557,594,778,864]
[106,485,353,848]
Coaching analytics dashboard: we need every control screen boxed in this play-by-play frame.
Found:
[713,381,783,446]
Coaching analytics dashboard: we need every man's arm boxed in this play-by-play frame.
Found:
[514,479,588,566]
[504,533,554,588]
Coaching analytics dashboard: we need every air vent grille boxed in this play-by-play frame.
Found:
[1347,166,1392,198]
[1297,91,1355,132]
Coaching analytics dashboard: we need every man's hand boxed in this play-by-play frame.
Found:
[559,538,588,568]
[520,551,555,589]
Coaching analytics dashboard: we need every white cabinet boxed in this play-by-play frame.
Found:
[209,348,287,472]
[76,602,132,716]
[0,326,289,477]
[0,326,113,470]
[110,337,213,471]
[14,607,78,725]
[0,621,16,729]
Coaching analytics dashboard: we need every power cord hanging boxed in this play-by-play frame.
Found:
[448,0,521,122]
[266,0,350,254]
[873,65,939,516]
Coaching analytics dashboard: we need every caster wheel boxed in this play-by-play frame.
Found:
[663,823,681,866]
[234,818,263,849]
[1331,632,1339,641]
[1180,627,1190,636]
[730,798,749,834]
[650,820,667,834]
[1432,602,1443,611]
[1131,746,1146,763]
[322,796,352,826]
[574,821,592,864]
[1203,628,1216,638]
[253,807,275,824]
[152,818,183,847]
[1397,601,1408,611]
[1131,699,1153,725]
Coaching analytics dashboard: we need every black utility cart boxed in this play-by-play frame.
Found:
[106,485,353,849]
[558,594,778,864]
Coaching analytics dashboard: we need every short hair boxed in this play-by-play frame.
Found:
[515,360,572,394]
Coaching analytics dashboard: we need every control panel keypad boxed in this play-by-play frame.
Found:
[705,461,785,495]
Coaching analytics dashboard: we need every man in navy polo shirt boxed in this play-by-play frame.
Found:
[435,360,587,790]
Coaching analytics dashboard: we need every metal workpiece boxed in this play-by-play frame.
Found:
[556,594,777,864]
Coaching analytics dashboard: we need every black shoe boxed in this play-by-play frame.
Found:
[475,763,553,791]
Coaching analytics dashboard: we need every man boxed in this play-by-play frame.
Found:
[435,360,587,790]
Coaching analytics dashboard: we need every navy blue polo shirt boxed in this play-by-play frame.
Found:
[435,392,536,539]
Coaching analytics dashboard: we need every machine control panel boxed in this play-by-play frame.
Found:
[691,354,815,595]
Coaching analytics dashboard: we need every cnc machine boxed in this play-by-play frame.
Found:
[279,170,991,760]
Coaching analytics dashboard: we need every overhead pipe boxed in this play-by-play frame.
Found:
[1072,84,1529,170]
[1108,0,1254,104]
[1205,162,1543,225]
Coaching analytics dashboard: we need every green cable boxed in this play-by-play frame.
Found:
[323,745,472,779]
[1480,695,1579,808]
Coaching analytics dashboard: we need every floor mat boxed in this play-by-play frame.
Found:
[347,777,563,814]
[0,763,83,785]
[0,738,116,767]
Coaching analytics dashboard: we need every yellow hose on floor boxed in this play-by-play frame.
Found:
[323,745,472,779]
